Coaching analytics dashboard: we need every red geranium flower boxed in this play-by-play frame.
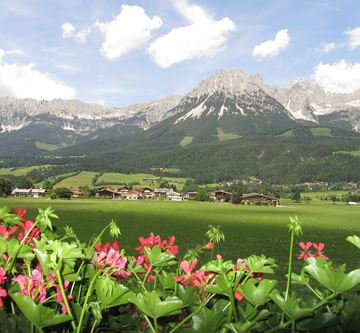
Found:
[298,242,314,260]
[0,225,19,239]
[0,287,7,307]
[313,242,329,260]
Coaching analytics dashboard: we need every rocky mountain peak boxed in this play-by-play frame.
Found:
[187,68,265,98]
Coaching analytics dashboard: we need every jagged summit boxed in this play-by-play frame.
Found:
[187,69,265,98]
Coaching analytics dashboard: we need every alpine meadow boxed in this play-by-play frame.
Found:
[0,1,360,333]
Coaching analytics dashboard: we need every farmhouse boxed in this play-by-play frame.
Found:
[118,186,130,197]
[184,192,198,200]
[69,188,83,198]
[126,189,144,200]
[240,193,280,206]
[95,188,122,199]
[210,190,232,202]
[11,188,48,198]
[142,187,154,199]
[167,191,183,201]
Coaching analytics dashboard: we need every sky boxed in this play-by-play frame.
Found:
[0,0,360,107]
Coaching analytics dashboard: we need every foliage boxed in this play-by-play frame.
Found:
[0,207,360,332]
[49,187,72,199]
[0,177,12,197]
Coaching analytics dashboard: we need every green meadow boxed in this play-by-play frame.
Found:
[1,197,359,281]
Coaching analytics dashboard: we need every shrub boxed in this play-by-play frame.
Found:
[0,208,359,332]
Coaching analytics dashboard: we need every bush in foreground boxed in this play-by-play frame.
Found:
[0,207,359,332]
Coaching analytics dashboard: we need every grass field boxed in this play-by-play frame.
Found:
[1,198,359,283]
[0,165,53,177]
[96,172,188,190]
[303,190,349,198]
[54,171,97,188]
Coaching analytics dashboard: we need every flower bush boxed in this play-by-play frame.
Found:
[0,207,359,333]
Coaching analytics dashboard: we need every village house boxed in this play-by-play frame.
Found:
[210,190,232,202]
[118,186,130,198]
[167,191,183,201]
[11,188,48,198]
[240,193,280,206]
[69,188,83,198]
[126,189,144,200]
[95,188,122,199]
[184,192,198,200]
[141,187,154,199]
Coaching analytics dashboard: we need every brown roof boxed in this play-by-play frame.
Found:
[241,193,279,200]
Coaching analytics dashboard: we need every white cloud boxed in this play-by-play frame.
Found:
[0,49,24,59]
[0,59,76,100]
[62,22,76,38]
[96,5,163,59]
[172,0,210,23]
[344,26,360,50]
[61,22,91,44]
[56,63,83,72]
[148,1,235,68]
[312,59,360,93]
[317,42,336,54]
[252,29,290,60]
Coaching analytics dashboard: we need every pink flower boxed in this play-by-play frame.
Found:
[313,243,329,260]
[175,260,209,288]
[136,232,162,254]
[298,242,314,260]
[204,242,214,250]
[216,254,222,260]
[17,220,41,243]
[234,284,244,301]
[161,236,178,255]
[56,280,72,314]
[0,267,7,285]
[0,287,7,307]
[16,208,27,220]
[93,242,131,281]
[0,225,19,239]
[12,270,48,303]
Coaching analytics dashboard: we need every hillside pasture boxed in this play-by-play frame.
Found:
[54,171,97,188]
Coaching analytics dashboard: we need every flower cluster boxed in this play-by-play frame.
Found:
[135,232,178,255]
[0,267,7,307]
[12,269,72,313]
[174,260,209,288]
[0,208,41,246]
[298,242,329,260]
[93,241,130,281]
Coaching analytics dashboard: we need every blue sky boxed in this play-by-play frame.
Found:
[0,0,360,106]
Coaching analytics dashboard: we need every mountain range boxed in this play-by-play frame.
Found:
[1,68,360,151]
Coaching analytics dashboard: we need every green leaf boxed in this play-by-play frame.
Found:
[205,274,232,296]
[340,296,360,332]
[95,279,133,309]
[291,272,309,285]
[180,300,227,332]
[239,279,277,307]
[244,255,277,274]
[144,245,176,267]
[347,235,360,251]
[201,259,234,274]
[270,291,314,321]
[176,284,198,308]
[0,207,21,225]
[226,321,257,333]
[297,312,339,331]
[158,271,176,290]
[35,207,58,231]
[129,290,183,319]
[109,219,121,237]
[304,257,360,293]
[6,240,34,261]
[10,293,72,328]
